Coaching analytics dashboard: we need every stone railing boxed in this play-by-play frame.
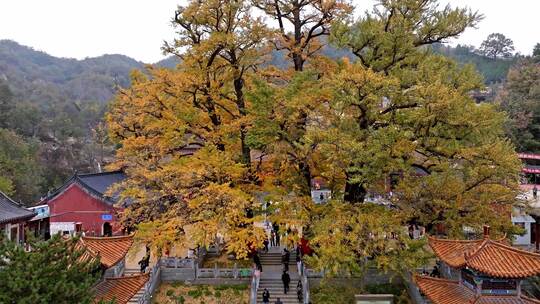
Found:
[404,270,427,304]
[159,257,195,269]
[306,268,325,278]
[159,256,252,281]
[249,272,257,304]
[137,264,161,304]
[301,261,310,304]
[196,263,252,279]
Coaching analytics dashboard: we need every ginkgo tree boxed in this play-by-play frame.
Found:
[107,0,269,258]
[107,0,522,274]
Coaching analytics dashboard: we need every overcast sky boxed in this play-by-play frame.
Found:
[0,0,538,63]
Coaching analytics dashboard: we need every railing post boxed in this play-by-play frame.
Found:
[249,272,257,304]
[233,263,238,278]
[301,258,310,304]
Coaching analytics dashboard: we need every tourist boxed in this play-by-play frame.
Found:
[138,255,149,273]
[534,186,538,200]
[275,297,283,304]
[296,280,303,303]
[263,238,269,253]
[281,271,290,294]
[262,288,270,304]
[282,248,290,264]
[430,265,440,278]
[254,253,262,271]
[274,223,281,246]
[271,230,276,247]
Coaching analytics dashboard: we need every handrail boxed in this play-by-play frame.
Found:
[301,261,310,304]
[138,264,161,304]
[249,272,258,304]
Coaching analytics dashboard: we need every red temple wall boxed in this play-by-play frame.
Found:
[48,184,122,236]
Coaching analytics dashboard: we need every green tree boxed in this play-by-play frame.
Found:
[533,43,540,57]
[479,33,515,59]
[327,0,484,203]
[0,234,102,304]
[0,128,44,202]
[0,80,16,129]
[497,59,540,153]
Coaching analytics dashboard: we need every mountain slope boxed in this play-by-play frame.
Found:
[0,40,145,104]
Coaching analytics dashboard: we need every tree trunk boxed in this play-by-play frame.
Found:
[292,3,304,72]
[344,181,366,204]
[299,161,312,196]
[233,76,251,165]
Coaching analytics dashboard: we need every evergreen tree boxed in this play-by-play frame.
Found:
[0,80,15,129]
[479,33,515,59]
[498,59,540,153]
[0,128,44,202]
[0,234,102,304]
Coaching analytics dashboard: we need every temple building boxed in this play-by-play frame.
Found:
[415,226,540,303]
[44,170,127,236]
[0,191,35,243]
[520,153,540,188]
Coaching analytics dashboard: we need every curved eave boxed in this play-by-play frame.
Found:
[80,235,134,268]
[0,212,36,225]
[465,239,540,279]
[428,236,482,268]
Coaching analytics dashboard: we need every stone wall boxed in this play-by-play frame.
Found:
[161,267,197,282]
[308,268,403,289]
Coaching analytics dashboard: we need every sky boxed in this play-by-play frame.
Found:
[0,0,538,63]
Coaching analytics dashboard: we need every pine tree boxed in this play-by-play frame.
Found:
[0,234,102,304]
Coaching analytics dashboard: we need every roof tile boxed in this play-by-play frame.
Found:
[428,235,540,278]
[414,274,540,304]
[465,240,540,279]
[428,236,484,268]
[0,191,35,224]
[94,273,148,304]
[80,235,133,268]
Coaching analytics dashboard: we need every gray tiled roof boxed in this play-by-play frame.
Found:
[0,191,35,224]
[78,171,127,196]
[46,171,127,206]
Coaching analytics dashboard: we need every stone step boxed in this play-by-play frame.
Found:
[256,296,302,304]
[124,268,142,276]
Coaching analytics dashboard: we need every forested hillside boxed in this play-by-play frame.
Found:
[432,44,516,84]
[0,40,148,202]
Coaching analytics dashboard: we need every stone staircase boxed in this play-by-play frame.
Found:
[256,249,302,304]
[124,267,142,276]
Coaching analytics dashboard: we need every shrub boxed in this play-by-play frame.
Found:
[187,289,203,298]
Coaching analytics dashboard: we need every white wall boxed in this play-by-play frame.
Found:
[513,222,532,246]
[50,222,75,236]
